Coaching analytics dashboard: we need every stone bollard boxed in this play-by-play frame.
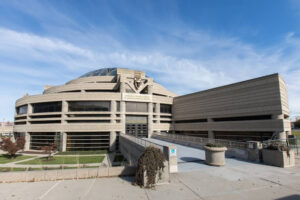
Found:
[164,145,178,173]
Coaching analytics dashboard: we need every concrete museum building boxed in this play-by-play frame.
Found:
[13,68,291,152]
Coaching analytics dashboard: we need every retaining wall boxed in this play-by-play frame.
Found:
[0,166,136,183]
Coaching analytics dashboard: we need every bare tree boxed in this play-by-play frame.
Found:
[0,137,25,159]
[41,142,58,160]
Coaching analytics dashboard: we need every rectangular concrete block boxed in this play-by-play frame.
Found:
[262,149,295,168]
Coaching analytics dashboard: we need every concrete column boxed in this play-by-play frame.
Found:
[207,118,214,139]
[60,132,67,152]
[120,101,126,134]
[27,104,33,125]
[24,132,30,151]
[164,145,178,173]
[110,100,117,151]
[148,84,153,95]
[110,131,117,151]
[276,131,287,140]
[148,103,153,138]
[62,101,68,124]
[120,81,126,93]
[208,131,215,139]
[27,104,33,114]
[111,100,117,123]
[155,103,160,133]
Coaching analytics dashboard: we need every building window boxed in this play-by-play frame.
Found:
[68,101,110,112]
[116,101,120,112]
[33,102,62,113]
[126,102,147,112]
[16,105,28,115]
[160,104,172,113]
[153,103,156,112]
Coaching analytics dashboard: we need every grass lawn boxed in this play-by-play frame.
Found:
[0,166,99,173]
[56,150,107,155]
[292,131,300,137]
[0,154,35,164]
[18,155,104,165]
[0,167,27,172]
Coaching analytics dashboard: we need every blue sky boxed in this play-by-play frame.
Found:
[0,0,300,121]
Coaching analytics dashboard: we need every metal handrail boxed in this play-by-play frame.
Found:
[120,134,164,151]
[155,132,247,149]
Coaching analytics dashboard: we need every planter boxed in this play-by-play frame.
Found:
[262,149,295,168]
[204,146,227,166]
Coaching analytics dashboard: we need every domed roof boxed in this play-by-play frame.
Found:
[79,68,118,78]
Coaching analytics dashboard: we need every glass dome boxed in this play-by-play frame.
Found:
[79,68,118,78]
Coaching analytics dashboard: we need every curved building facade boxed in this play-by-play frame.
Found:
[14,68,291,152]
[14,68,176,151]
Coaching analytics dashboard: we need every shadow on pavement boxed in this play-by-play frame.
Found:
[275,195,300,200]
[179,157,205,164]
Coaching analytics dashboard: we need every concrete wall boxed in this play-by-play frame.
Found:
[0,166,136,183]
[119,134,178,184]
[14,68,176,151]
[173,73,291,140]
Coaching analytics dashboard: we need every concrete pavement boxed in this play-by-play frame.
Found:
[146,138,252,172]
[0,157,300,200]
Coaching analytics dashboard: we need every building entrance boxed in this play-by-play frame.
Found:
[125,115,148,138]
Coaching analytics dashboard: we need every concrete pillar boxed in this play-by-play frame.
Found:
[110,131,117,151]
[27,104,33,125]
[148,84,153,95]
[110,100,117,150]
[24,132,30,151]
[62,101,68,124]
[27,104,33,114]
[148,103,153,138]
[208,131,215,139]
[164,145,178,173]
[111,100,117,123]
[120,80,126,93]
[120,101,126,134]
[276,131,287,140]
[155,103,160,133]
[60,132,67,152]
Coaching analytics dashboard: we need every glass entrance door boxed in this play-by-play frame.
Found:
[126,115,148,138]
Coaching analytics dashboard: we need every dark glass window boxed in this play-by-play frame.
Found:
[116,101,120,112]
[17,105,28,115]
[126,102,147,112]
[33,102,62,113]
[160,104,172,113]
[68,101,110,112]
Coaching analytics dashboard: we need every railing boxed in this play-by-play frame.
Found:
[120,134,164,151]
[154,133,248,149]
[262,137,300,156]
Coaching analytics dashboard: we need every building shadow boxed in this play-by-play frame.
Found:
[275,195,300,200]
[179,157,205,164]
[119,175,135,184]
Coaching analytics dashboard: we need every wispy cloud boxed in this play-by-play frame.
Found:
[1,23,300,120]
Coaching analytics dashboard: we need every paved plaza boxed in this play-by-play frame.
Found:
[1,139,300,200]
[0,159,300,200]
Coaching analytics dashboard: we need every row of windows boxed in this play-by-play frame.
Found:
[33,102,62,113]
[68,101,111,112]
[16,105,28,115]
[17,101,172,114]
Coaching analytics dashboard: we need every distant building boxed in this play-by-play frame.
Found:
[0,121,13,137]
[13,68,291,152]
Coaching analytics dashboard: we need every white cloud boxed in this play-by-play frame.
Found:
[0,27,300,120]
